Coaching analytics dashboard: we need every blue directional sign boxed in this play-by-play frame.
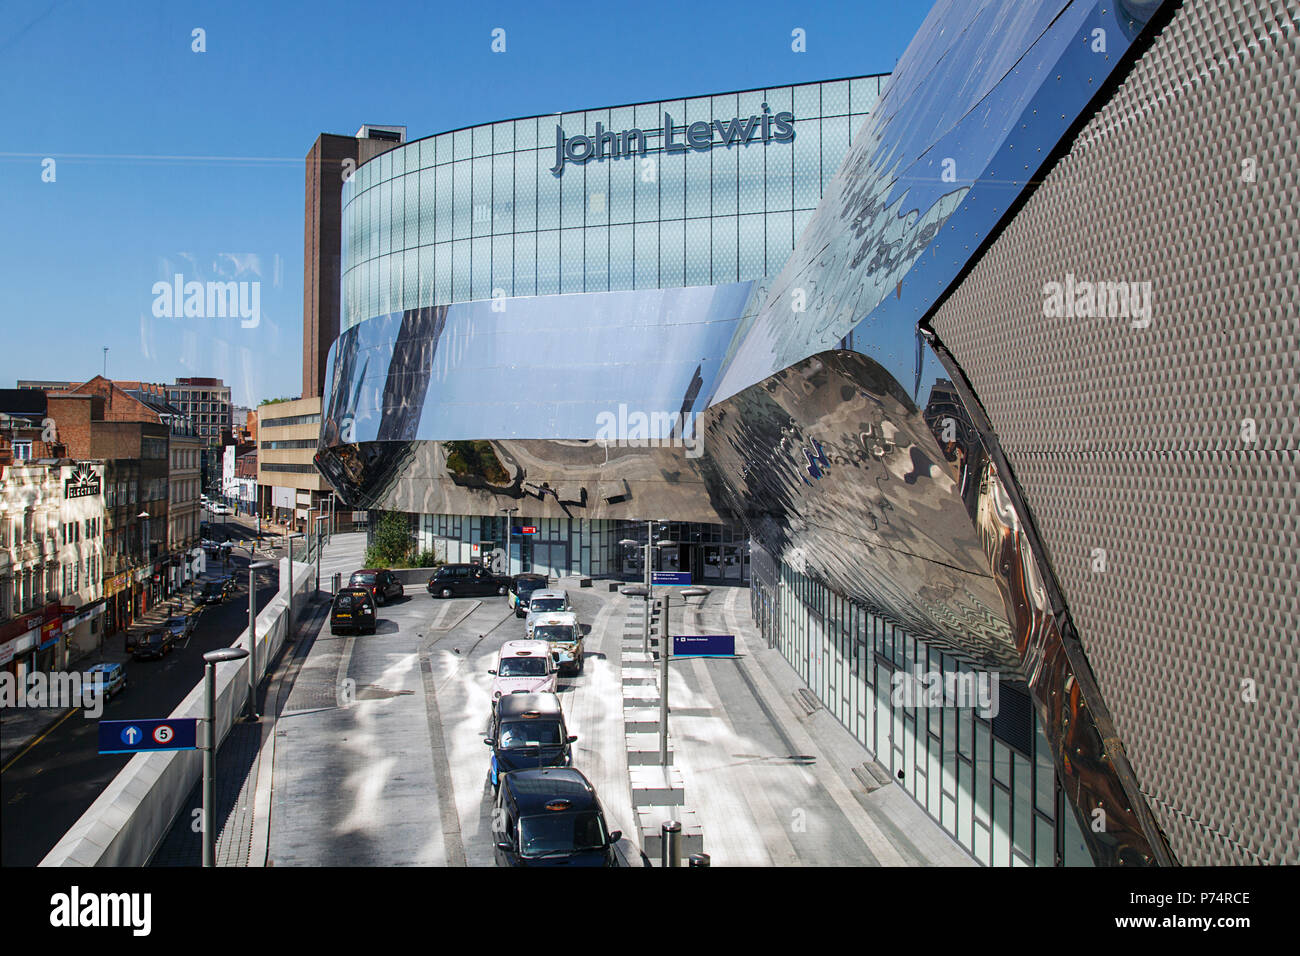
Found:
[98,718,198,755]
[673,634,736,657]
[651,571,692,587]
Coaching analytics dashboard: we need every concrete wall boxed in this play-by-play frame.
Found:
[39,557,315,867]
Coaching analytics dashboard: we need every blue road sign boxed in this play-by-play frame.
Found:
[651,571,692,587]
[98,718,198,755]
[673,634,736,657]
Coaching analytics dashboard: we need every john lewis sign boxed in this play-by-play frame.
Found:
[551,104,794,175]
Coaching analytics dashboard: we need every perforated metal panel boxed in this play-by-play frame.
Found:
[931,0,1299,864]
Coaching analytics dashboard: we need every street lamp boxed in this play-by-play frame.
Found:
[245,560,273,722]
[202,646,248,866]
[500,507,519,577]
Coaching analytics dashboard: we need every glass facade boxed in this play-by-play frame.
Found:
[750,549,1093,867]
[341,75,884,329]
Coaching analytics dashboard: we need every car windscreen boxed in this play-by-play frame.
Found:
[497,720,563,749]
[498,657,548,677]
[166,618,187,628]
[351,573,376,584]
[529,598,565,612]
[518,812,607,857]
[532,625,576,642]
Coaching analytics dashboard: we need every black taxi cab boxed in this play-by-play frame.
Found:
[484,693,576,791]
[330,586,377,635]
[492,767,621,867]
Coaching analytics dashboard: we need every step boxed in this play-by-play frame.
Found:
[624,708,660,733]
[626,733,672,766]
[622,672,658,687]
[622,685,660,706]
[636,806,703,864]
[623,652,656,670]
[629,765,684,806]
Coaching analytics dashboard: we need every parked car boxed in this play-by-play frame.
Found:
[163,614,196,642]
[492,768,621,867]
[132,628,172,661]
[198,580,225,605]
[330,587,377,635]
[488,640,558,701]
[84,662,127,699]
[211,503,232,515]
[484,693,576,791]
[427,563,511,599]
[531,611,584,676]
[508,573,549,618]
[349,568,404,605]
[524,589,573,637]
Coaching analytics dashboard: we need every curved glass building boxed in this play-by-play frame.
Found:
[319,0,1299,867]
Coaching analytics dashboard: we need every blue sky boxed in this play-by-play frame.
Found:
[0,0,931,407]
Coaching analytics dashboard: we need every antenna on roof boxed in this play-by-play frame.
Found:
[102,347,108,377]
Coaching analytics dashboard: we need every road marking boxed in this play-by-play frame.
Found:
[1,707,78,774]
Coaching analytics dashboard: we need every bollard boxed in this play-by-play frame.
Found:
[332,571,341,595]
[688,853,710,868]
[661,820,682,868]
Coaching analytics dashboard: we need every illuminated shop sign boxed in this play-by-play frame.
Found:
[550,105,794,175]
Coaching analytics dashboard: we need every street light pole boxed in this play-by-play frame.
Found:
[245,560,273,722]
[203,647,248,866]
[500,507,519,577]
[659,588,671,766]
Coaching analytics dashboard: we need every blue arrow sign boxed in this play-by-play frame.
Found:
[651,571,692,587]
[99,718,198,754]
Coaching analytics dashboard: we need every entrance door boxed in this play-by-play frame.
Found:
[531,542,568,579]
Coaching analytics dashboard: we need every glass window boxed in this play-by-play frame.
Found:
[585,227,608,292]
[684,153,710,219]
[514,151,537,233]
[537,230,560,296]
[821,115,851,192]
[711,215,737,285]
[738,140,764,215]
[491,234,512,298]
[471,156,493,237]
[492,153,514,234]
[452,240,471,301]
[538,161,561,230]
[793,119,822,209]
[471,236,492,300]
[514,117,536,151]
[609,224,634,291]
[452,160,472,239]
[738,213,764,279]
[660,219,684,289]
[634,221,658,289]
[1013,753,1033,859]
[561,153,586,229]
[660,149,685,221]
[821,79,849,117]
[684,219,709,286]
[766,210,793,274]
[560,227,584,293]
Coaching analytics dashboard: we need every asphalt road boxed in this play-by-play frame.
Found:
[267,574,640,866]
[0,531,280,867]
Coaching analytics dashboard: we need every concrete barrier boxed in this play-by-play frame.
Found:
[40,557,315,867]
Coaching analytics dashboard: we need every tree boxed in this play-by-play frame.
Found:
[366,511,413,567]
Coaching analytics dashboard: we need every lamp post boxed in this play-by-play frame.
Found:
[313,515,328,595]
[500,507,519,577]
[203,646,248,866]
[245,560,273,722]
